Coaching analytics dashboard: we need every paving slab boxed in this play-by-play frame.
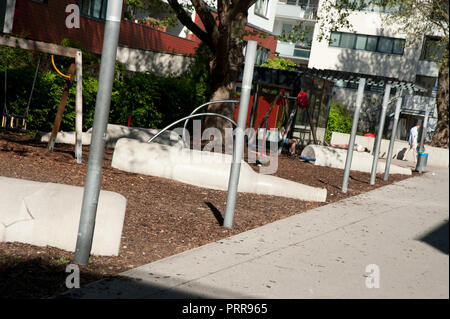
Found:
[60,168,449,299]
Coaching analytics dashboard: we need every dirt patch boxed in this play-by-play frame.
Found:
[0,131,416,298]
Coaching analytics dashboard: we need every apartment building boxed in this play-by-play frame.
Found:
[272,0,443,140]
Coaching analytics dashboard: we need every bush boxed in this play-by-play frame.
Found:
[1,42,211,134]
[261,57,296,71]
[325,102,353,141]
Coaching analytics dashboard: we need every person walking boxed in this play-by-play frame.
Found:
[403,121,421,163]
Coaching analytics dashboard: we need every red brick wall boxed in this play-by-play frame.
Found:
[12,0,198,55]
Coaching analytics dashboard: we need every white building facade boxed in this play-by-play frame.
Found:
[273,0,443,140]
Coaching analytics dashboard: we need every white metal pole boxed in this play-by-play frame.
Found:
[341,78,365,193]
[74,0,123,265]
[223,40,258,229]
[370,83,391,185]
[384,95,402,181]
[75,50,83,164]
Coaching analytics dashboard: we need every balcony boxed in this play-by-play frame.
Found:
[276,40,311,60]
[276,1,318,21]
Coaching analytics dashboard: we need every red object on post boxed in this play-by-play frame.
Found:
[297,91,309,109]
[364,133,375,138]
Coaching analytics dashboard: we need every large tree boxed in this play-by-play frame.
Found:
[166,0,258,131]
[127,0,259,130]
[316,0,449,148]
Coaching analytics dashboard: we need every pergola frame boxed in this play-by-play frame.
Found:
[0,34,83,163]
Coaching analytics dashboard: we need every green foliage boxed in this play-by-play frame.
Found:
[261,57,296,71]
[1,43,210,133]
[325,102,353,141]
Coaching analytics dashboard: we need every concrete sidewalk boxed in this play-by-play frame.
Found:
[62,168,449,299]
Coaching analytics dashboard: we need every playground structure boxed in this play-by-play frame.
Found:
[239,67,335,150]
[0,34,83,163]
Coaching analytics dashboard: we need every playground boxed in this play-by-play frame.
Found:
[0,31,442,299]
[0,130,416,298]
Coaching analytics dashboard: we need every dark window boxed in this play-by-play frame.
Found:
[420,36,445,61]
[79,0,109,20]
[30,0,48,4]
[392,39,405,55]
[255,0,269,17]
[377,37,393,53]
[366,36,378,51]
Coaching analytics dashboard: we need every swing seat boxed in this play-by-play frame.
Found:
[2,113,28,131]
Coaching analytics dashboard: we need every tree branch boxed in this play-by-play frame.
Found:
[190,0,218,34]
[167,0,213,48]
[230,0,256,21]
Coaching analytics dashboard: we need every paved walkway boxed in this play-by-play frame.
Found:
[62,168,449,299]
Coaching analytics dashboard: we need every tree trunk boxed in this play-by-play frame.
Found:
[430,46,449,149]
[204,11,248,133]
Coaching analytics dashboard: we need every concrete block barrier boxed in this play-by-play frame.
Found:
[112,138,327,202]
[0,177,126,256]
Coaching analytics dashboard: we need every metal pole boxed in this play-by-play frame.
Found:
[384,95,402,181]
[418,107,429,153]
[223,40,257,229]
[248,83,260,129]
[341,78,365,193]
[75,50,83,164]
[370,83,391,185]
[74,0,123,265]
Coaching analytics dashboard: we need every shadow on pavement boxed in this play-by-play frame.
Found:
[56,273,253,299]
[417,220,449,255]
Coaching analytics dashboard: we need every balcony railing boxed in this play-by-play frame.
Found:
[276,2,318,20]
[277,40,311,60]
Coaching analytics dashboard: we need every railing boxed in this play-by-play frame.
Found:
[276,2,319,20]
[276,41,311,60]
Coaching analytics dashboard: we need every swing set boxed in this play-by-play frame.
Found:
[2,49,41,131]
[0,34,84,163]
[248,85,318,158]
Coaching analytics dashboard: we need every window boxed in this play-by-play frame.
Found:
[377,37,393,53]
[287,0,309,6]
[355,35,367,50]
[420,36,445,61]
[255,0,269,17]
[392,39,405,55]
[255,46,270,65]
[294,43,311,58]
[329,32,405,55]
[30,0,48,4]
[79,0,109,20]
[244,42,270,66]
[281,24,293,35]
[340,33,355,49]
[329,32,340,47]
[366,36,378,51]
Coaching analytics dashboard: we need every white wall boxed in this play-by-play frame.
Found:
[248,0,278,33]
[116,46,192,75]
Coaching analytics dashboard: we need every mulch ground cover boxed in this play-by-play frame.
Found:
[0,131,416,298]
